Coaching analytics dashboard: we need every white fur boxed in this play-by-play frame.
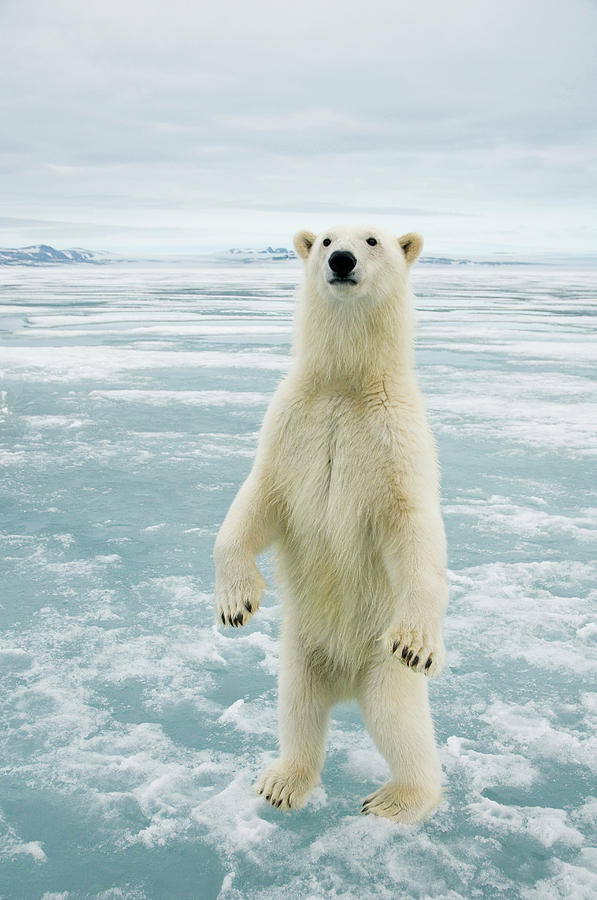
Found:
[214,224,448,823]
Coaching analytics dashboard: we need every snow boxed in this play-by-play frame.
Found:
[0,259,595,898]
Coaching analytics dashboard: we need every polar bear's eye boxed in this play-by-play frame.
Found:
[322,238,331,247]
[366,237,377,247]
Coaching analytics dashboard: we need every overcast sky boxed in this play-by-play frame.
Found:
[1,0,596,256]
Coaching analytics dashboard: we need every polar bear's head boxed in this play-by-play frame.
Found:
[293,224,423,305]
[291,224,423,382]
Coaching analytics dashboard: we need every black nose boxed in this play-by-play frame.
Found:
[328,250,357,277]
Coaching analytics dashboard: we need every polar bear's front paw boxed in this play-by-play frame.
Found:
[215,568,266,628]
[384,622,445,677]
[361,782,441,823]
[254,760,318,811]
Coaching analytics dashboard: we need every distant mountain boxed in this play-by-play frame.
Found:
[222,248,529,266]
[420,256,471,265]
[225,246,297,262]
[225,249,474,265]
[0,244,533,267]
[420,256,529,266]
[0,245,109,266]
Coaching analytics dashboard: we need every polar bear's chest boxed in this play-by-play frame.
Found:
[276,395,395,538]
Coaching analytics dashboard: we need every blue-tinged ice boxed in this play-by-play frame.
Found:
[0,260,596,899]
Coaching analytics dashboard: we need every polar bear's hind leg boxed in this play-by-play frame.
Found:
[357,656,442,823]
[254,640,336,811]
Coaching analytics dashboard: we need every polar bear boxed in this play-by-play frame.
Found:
[214,224,448,823]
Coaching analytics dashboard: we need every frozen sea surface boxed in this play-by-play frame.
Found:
[0,260,596,899]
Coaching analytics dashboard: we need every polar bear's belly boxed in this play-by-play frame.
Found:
[274,399,396,645]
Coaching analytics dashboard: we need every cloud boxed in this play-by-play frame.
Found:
[1,0,596,253]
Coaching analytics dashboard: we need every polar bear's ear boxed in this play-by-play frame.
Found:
[398,232,423,264]
[293,230,317,260]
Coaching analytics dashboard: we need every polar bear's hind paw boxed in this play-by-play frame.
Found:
[361,782,440,824]
[254,761,318,811]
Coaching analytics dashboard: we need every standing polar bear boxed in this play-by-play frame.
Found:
[214,224,448,823]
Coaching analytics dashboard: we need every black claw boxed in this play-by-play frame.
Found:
[227,615,233,626]
[244,600,252,612]
[401,646,409,659]
[235,612,243,625]
[276,799,282,808]
[220,612,225,624]
[406,650,413,662]
[425,656,432,669]
[412,655,419,667]
[392,640,399,654]
[265,794,271,801]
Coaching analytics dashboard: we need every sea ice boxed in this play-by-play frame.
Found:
[0,260,595,898]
